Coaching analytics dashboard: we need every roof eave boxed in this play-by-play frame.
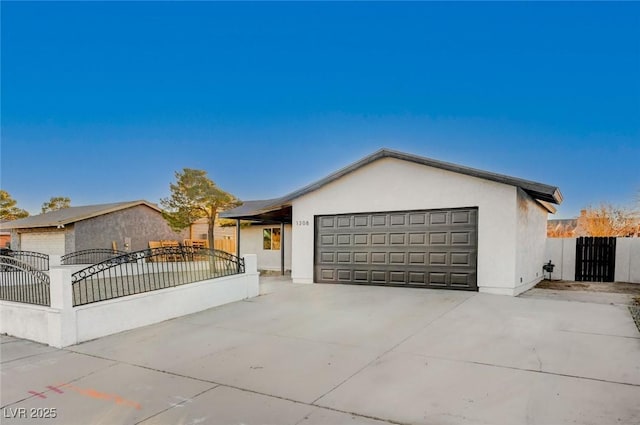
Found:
[0,200,162,230]
[273,148,563,206]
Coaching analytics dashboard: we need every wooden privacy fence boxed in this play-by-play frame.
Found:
[214,239,235,254]
[575,237,616,282]
[149,239,236,257]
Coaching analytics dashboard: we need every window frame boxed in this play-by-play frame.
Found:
[262,227,281,250]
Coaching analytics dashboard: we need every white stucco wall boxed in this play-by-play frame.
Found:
[240,224,292,272]
[514,189,549,295]
[0,302,53,344]
[545,237,640,283]
[75,259,259,343]
[545,238,577,281]
[615,238,640,284]
[0,255,259,347]
[290,157,519,293]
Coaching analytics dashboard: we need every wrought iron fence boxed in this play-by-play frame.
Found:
[61,248,128,265]
[0,249,49,271]
[71,247,245,306]
[0,255,51,306]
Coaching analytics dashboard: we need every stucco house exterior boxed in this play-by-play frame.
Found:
[1,200,186,256]
[222,149,562,296]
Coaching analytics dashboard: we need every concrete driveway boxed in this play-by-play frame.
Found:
[2,277,639,425]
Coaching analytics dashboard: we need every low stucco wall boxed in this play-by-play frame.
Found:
[0,255,259,347]
[0,302,54,344]
[75,268,259,343]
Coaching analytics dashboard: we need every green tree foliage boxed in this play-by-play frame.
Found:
[0,190,29,221]
[160,168,241,249]
[41,196,71,213]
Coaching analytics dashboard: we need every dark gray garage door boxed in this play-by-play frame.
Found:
[314,208,478,290]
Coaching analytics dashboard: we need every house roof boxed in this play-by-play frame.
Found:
[548,218,578,227]
[220,199,291,222]
[0,200,162,230]
[221,148,563,220]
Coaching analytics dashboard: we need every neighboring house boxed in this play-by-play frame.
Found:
[0,200,187,256]
[189,218,237,254]
[189,218,236,241]
[0,231,10,248]
[222,148,563,296]
[547,218,579,238]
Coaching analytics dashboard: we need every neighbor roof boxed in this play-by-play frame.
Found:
[221,148,563,219]
[0,200,162,230]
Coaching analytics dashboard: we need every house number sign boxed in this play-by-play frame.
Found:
[295,220,310,226]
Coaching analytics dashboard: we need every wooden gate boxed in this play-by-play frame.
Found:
[575,237,616,282]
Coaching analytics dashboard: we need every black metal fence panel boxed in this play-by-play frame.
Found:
[0,255,51,306]
[61,249,128,265]
[575,237,616,282]
[0,249,49,271]
[71,247,245,306]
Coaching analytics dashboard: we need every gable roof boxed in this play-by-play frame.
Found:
[0,200,162,230]
[221,148,563,219]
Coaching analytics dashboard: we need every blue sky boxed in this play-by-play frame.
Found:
[1,2,639,218]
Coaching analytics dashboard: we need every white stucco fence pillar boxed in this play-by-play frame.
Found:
[615,238,640,284]
[544,238,576,281]
[48,268,77,347]
[49,255,62,267]
[243,254,259,298]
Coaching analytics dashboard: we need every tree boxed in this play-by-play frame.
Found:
[41,196,71,213]
[580,204,639,237]
[160,168,241,250]
[0,190,29,221]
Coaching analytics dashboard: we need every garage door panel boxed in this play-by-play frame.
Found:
[320,269,335,281]
[337,217,351,227]
[409,233,426,245]
[354,216,369,227]
[429,232,447,244]
[390,215,406,226]
[451,232,471,245]
[20,232,66,256]
[389,271,406,283]
[337,270,352,281]
[371,271,386,283]
[409,272,427,284]
[314,208,478,290]
[354,270,369,282]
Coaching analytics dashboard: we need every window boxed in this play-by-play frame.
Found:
[263,227,281,250]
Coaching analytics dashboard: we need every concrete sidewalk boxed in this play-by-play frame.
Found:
[2,278,639,424]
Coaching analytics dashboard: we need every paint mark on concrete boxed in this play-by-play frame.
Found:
[28,391,47,399]
[58,383,141,410]
[47,385,64,394]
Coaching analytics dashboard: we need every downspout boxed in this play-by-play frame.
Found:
[236,219,241,273]
[281,221,285,276]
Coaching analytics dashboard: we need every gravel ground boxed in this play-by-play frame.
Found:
[536,279,640,295]
[630,297,640,333]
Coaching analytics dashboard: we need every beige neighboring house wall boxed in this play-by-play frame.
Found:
[189,218,236,241]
